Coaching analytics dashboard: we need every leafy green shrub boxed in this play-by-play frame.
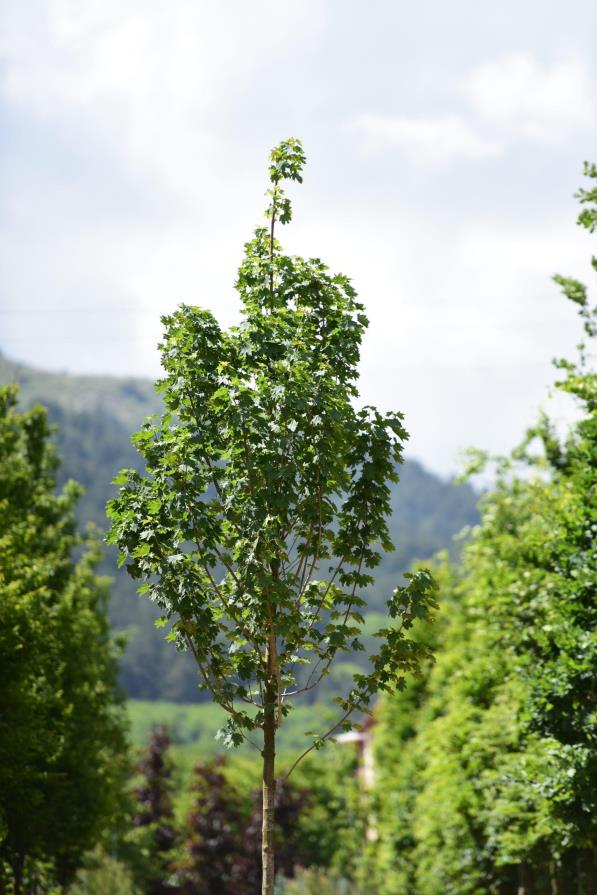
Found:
[68,848,140,895]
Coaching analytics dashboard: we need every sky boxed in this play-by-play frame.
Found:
[1,0,596,476]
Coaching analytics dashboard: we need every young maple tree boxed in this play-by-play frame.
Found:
[107,138,437,894]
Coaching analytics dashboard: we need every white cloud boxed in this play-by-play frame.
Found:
[1,2,595,475]
[352,54,594,162]
[0,0,325,199]
[468,55,594,140]
[352,113,500,162]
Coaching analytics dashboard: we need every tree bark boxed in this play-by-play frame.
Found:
[262,682,276,895]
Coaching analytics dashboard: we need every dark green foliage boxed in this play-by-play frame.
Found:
[107,137,438,753]
[368,162,597,895]
[0,386,129,891]
[0,355,201,701]
[362,559,455,895]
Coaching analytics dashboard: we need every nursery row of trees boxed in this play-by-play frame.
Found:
[364,164,597,895]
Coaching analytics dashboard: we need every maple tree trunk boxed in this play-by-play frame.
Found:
[262,683,276,895]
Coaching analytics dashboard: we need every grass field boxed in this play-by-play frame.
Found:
[127,698,348,814]
[128,698,340,755]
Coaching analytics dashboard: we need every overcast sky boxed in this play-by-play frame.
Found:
[1,0,596,475]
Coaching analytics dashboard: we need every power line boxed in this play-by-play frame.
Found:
[0,315,579,329]
[0,308,167,314]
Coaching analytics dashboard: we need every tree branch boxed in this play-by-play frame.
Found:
[282,707,356,781]
[184,632,262,752]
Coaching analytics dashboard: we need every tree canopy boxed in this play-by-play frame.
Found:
[107,137,437,893]
[0,386,129,892]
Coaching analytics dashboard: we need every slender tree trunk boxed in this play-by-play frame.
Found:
[262,682,276,895]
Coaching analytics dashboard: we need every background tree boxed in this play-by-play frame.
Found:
[0,387,129,893]
[133,726,178,894]
[178,758,249,895]
[178,756,318,895]
[108,137,437,894]
[367,162,597,895]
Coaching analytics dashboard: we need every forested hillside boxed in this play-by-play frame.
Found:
[0,353,479,701]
